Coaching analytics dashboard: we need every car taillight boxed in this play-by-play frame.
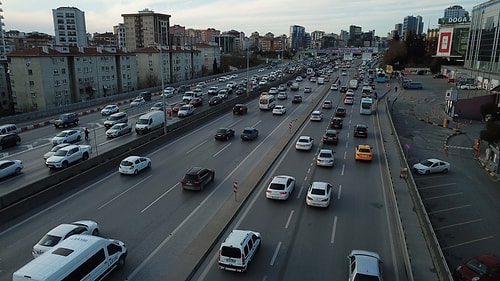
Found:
[266,189,272,193]
[279,191,287,195]
[218,250,221,261]
[321,198,329,202]
[241,253,245,264]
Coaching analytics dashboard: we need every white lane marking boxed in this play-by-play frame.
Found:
[141,183,180,213]
[213,142,232,157]
[98,175,152,210]
[331,216,338,244]
[186,140,208,154]
[285,210,294,229]
[270,241,282,266]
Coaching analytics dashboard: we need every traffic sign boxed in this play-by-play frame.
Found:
[233,182,238,192]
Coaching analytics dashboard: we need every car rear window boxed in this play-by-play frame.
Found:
[221,246,241,258]
[319,152,331,157]
[38,234,62,247]
[269,183,285,190]
[184,174,199,181]
[359,148,371,153]
[243,129,253,134]
[311,188,326,195]
[120,160,133,167]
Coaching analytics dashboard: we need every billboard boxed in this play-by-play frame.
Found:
[437,28,452,56]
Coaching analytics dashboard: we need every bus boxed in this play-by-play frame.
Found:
[360,97,373,115]
[376,71,387,83]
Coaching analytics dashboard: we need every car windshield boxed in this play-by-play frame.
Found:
[298,139,309,143]
[38,234,62,247]
[55,132,68,137]
[311,188,326,195]
[319,152,331,158]
[111,124,122,130]
[352,274,380,281]
[53,150,68,156]
[243,129,253,134]
[216,129,227,134]
[137,118,149,125]
[420,160,433,167]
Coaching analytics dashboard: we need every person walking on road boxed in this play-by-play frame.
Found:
[84,128,89,141]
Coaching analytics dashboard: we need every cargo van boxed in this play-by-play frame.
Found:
[259,94,276,111]
[349,79,359,90]
[317,77,325,85]
[0,124,17,134]
[13,235,127,281]
[135,111,164,134]
[218,229,261,272]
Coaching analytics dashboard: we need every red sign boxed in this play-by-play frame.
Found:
[438,32,451,53]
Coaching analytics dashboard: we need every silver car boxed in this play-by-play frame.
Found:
[413,158,450,174]
[106,123,132,138]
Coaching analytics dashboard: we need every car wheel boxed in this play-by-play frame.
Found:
[82,153,89,161]
[77,135,81,142]
[116,255,126,270]
[92,229,99,236]
[134,169,138,175]
[226,135,230,141]
[442,168,448,174]
[0,145,3,151]
[62,161,68,169]
[425,170,430,175]
[15,167,22,174]
[147,162,151,168]
[74,120,79,125]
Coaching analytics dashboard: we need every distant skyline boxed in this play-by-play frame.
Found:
[3,1,479,38]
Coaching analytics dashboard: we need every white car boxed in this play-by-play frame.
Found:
[130,97,145,107]
[51,129,81,145]
[101,104,119,116]
[330,84,339,91]
[119,156,152,175]
[178,104,195,117]
[295,76,303,82]
[413,158,450,174]
[310,110,323,121]
[460,84,478,90]
[272,105,286,115]
[306,181,333,207]
[348,250,383,281]
[344,96,354,105]
[150,102,166,111]
[32,220,100,258]
[106,123,132,138]
[43,143,71,160]
[295,136,314,151]
[208,86,218,95]
[316,149,335,167]
[269,87,279,95]
[0,159,23,179]
[162,87,175,97]
[266,175,296,200]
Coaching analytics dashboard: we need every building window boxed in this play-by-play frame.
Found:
[53,69,60,76]
[28,69,33,76]
[29,81,35,86]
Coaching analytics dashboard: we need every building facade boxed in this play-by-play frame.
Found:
[122,9,170,51]
[444,5,468,18]
[403,15,424,39]
[52,7,88,47]
[289,25,305,50]
[8,46,137,112]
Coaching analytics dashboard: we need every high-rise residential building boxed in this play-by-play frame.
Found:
[289,25,305,50]
[113,23,126,49]
[349,25,362,47]
[403,15,424,39]
[394,23,403,38]
[122,8,170,51]
[444,5,468,18]
[52,7,88,47]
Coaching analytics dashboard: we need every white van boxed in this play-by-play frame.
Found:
[259,94,276,111]
[13,235,127,281]
[135,111,164,134]
[349,79,359,89]
[218,229,261,272]
[0,124,17,134]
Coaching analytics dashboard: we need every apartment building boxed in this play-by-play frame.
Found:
[8,46,137,112]
[52,7,88,47]
[122,9,170,51]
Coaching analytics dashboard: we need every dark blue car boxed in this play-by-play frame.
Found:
[241,127,259,141]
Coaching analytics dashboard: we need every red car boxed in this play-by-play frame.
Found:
[172,102,184,113]
[335,107,346,117]
[454,254,500,281]
[190,97,203,107]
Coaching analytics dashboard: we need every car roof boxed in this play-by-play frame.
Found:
[357,144,371,149]
[312,110,322,114]
[46,223,82,236]
[310,181,329,190]
[123,156,143,161]
[186,166,206,174]
[325,130,337,134]
[272,175,294,183]
[319,149,333,154]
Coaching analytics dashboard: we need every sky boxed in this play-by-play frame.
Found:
[2,0,480,38]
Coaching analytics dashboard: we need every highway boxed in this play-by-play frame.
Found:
[2,62,380,280]
[191,74,408,280]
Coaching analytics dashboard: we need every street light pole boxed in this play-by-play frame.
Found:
[160,44,166,135]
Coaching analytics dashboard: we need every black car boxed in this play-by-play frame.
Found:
[0,133,21,150]
[54,112,79,128]
[329,117,343,129]
[292,95,303,104]
[433,73,447,78]
[214,128,235,140]
[335,107,346,117]
[323,130,339,145]
[286,80,294,87]
[233,104,248,115]
[181,167,215,191]
[241,127,259,141]
[340,86,348,93]
[235,88,246,95]
[209,96,223,106]
[354,124,368,137]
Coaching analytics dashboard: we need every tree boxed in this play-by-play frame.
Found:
[480,121,500,144]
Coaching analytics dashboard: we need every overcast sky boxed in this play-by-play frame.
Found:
[3,1,479,37]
